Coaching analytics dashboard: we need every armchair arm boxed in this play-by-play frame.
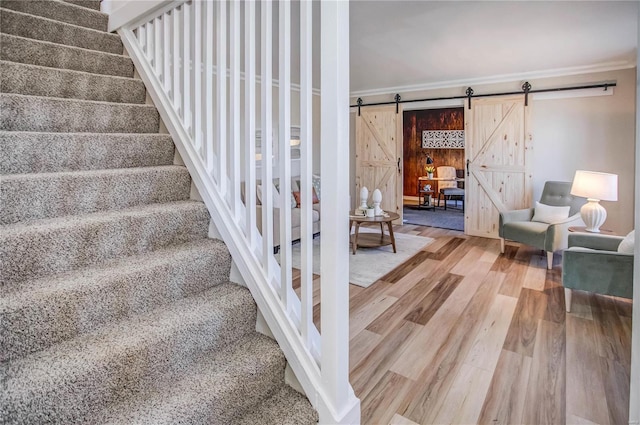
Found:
[499,208,534,238]
[545,213,583,252]
[568,233,624,251]
[562,247,634,298]
[499,208,534,225]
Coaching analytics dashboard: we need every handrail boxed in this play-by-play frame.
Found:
[108,1,359,423]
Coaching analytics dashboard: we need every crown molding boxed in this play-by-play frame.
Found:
[349,60,635,98]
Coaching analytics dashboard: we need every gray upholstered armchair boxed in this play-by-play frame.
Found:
[499,181,586,269]
[562,233,634,312]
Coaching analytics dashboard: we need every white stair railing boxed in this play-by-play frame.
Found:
[110,1,359,423]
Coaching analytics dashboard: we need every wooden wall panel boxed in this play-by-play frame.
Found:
[403,108,465,197]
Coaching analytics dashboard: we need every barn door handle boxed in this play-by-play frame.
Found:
[466,159,470,176]
[397,157,401,174]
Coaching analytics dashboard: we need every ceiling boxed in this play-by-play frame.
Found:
[349,1,638,95]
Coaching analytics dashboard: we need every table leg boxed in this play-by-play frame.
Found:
[352,222,360,255]
[379,222,385,240]
[387,221,397,253]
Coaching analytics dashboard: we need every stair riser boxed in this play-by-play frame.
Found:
[1,34,134,78]
[0,8,122,54]
[0,133,175,174]
[62,0,101,10]
[1,167,192,224]
[0,94,159,133]
[0,62,146,104]
[0,0,108,31]
[2,288,258,425]
[0,203,210,286]
[1,241,232,361]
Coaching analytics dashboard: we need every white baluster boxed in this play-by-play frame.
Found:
[163,12,171,92]
[216,0,227,193]
[154,16,161,77]
[172,7,181,113]
[278,0,292,310]
[261,0,273,277]
[300,0,314,346]
[146,20,153,63]
[193,0,202,152]
[230,0,241,222]
[182,2,191,135]
[204,0,214,174]
[244,0,257,250]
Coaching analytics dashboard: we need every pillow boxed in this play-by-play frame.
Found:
[292,188,320,207]
[256,184,282,208]
[618,230,635,254]
[531,202,570,224]
[273,182,297,209]
[312,175,321,200]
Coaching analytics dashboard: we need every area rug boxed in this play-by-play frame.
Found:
[403,204,464,231]
[289,229,434,288]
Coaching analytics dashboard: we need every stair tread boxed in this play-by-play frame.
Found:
[62,0,101,10]
[0,92,159,133]
[1,199,207,235]
[0,33,134,77]
[1,238,229,298]
[1,284,262,424]
[1,165,192,224]
[2,164,188,181]
[236,386,319,425]
[0,132,175,174]
[0,92,156,108]
[0,60,142,84]
[98,333,286,425]
[0,0,108,32]
[0,7,122,54]
[0,61,146,104]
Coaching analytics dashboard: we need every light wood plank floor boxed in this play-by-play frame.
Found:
[293,225,632,425]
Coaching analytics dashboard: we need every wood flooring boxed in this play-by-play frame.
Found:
[292,225,632,425]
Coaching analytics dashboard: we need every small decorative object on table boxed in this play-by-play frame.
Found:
[425,166,435,179]
[359,186,369,210]
[365,207,375,217]
[372,188,383,216]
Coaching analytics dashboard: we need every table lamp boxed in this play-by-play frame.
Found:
[570,170,618,233]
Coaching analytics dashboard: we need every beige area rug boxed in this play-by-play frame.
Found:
[289,228,434,288]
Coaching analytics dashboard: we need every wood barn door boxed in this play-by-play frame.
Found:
[465,95,533,238]
[355,105,403,223]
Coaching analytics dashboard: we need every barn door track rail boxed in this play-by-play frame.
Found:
[352,81,616,114]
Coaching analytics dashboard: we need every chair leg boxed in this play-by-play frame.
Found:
[500,238,505,254]
[546,251,553,270]
[564,288,572,312]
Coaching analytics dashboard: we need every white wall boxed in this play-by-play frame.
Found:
[350,68,636,234]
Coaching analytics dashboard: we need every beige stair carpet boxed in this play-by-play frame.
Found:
[0,1,318,423]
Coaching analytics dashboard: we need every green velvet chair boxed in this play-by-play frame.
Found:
[562,233,634,312]
[499,181,586,269]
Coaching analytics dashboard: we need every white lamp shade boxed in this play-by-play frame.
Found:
[570,170,618,201]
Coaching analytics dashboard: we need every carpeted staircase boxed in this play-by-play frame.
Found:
[0,1,318,423]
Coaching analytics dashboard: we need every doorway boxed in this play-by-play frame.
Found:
[402,107,465,231]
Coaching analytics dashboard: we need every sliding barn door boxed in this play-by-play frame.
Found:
[465,95,533,238]
[355,105,403,222]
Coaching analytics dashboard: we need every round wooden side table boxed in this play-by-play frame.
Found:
[349,211,400,255]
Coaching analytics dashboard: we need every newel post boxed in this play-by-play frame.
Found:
[320,0,360,423]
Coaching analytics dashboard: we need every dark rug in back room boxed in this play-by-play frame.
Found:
[403,202,464,231]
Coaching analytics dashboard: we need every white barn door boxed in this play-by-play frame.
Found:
[355,105,403,222]
[465,95,533,238]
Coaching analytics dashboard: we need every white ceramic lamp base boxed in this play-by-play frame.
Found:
[580,199,607,233]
